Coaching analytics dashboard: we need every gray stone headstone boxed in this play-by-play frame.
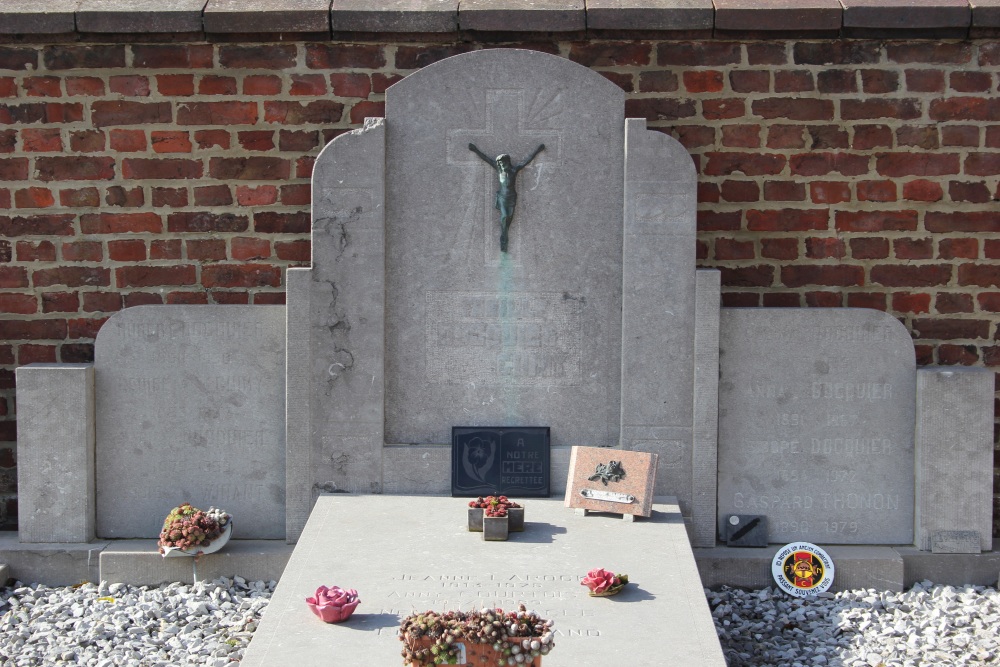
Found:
[94,305,286,539]
[16,364,96,543]
[288,50,706,539]
[915,367,994,552]
[717,308,916,545]
[384,49,624,448]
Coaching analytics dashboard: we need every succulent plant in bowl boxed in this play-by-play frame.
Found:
[157,503,232,557]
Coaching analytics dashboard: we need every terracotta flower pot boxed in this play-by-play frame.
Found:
[406,637,542,667]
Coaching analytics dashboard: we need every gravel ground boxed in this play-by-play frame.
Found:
[0,578,273,667]
[709,582,1000,667]
[1,578,998,666]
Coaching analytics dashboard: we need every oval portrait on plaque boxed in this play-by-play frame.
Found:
[771,542,835,597]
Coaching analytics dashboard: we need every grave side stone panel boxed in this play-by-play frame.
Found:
[306,118,386,496]
[915,367,994,552]
[718,308,916,545]
[94,305,286,539]
[16,364,96,543]
[621,117,697,516]
[285,267,313,543]
[383,49,624,448]
[691,269,721,548]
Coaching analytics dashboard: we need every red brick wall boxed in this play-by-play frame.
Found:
[0,38,998,532]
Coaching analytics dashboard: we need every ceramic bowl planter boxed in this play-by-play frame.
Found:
[161,520,233,558]
[158,503,232,557]
[305,585,360,623]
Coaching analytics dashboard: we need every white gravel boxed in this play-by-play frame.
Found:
[0,577,273,666]
[710,581,1000,667]
[2,578,999,666]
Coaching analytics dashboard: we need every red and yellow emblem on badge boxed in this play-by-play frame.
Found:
[772,542,835,597]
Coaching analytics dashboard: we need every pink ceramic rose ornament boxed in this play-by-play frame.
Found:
[581,568,629,597]
[306,585,360,623]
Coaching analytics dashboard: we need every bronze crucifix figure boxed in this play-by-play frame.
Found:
[468,142,545,253]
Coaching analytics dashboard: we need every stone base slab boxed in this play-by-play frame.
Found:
[3,530,1000,592]
[0,534,290,586]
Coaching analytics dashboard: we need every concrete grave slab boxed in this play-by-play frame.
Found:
[242,495,726,667]
[717,308,916,545]
[95,305,286,539]
[16,364,96,544]
[915,367,994,552]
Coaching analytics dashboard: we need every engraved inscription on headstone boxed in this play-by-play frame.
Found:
[452,426,550,497]
[426,291,581,386]
[717,309,916,545]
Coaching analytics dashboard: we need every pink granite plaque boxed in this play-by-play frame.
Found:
[564,447,658,517]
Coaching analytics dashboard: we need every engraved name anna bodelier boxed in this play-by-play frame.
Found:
[468,143,545,253]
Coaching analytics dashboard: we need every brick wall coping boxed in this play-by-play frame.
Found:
[2,0,998,40]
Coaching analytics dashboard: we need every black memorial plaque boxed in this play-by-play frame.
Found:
[451,426,550,497]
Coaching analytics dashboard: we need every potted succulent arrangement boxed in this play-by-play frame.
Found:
[581,567,629,597]
[399,605,555,666]
[157,503,232,557]
[305,585,360,623]
[467,496,524,540]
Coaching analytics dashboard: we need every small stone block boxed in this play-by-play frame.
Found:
[508,507,524,532]
[76,0,206,32]
[725,514,769,547]
[204,0,332,32]
[585,0,714,30]
[972,0,1000,26]
[623,513,636,522]
[841,0,972,29]
[331,0,458,32]
[713,0,843,31]
[0,564,9,584]
[459,0,586,31]
[17,364,96,544]
[468,507,484,532]
[575,508,588,516]
[482,516,509,541]
[0,0,77,33]
[932,530,982,554]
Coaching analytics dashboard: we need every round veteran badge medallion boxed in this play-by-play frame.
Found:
[771,542,835,597]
